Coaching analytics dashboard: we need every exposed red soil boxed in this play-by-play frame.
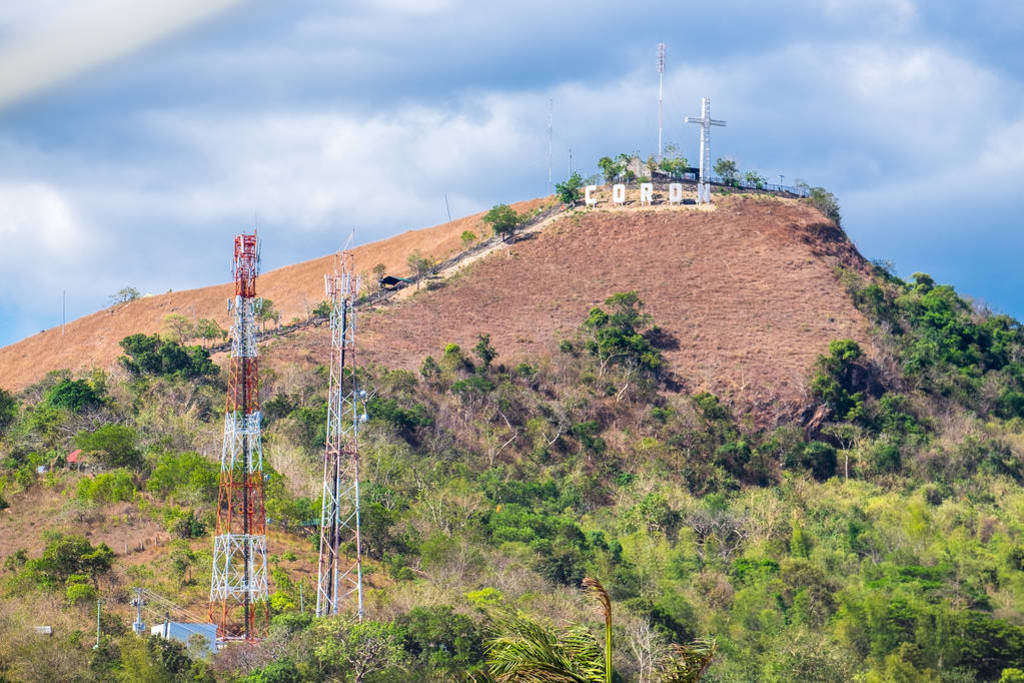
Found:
[267,196,873,417]
[0,198,552,392]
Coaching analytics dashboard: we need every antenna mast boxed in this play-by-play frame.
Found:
[547,98,553,193]
[657,43,666,163]
[209,232,269,642]
[316,251,365,619]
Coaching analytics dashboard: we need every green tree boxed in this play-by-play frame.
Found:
[713,158,738,185]
[76,469,135,505]
[743,170,766,189]
[45,378,103,412]
[74,424,142,469]
[313,615,407,682]
[461,231,478,249]
[162,313,194,343]
[407,249,436,290]
[808,186,842,227]
[483,204,522,241]
[147,451,219,503]
[0,387,18,436]
[255,298,279,331]
[397,605,485,674]
[597,156,624,184]
[810,339,866,422]
[108,286,140,305]
[118,333,216,378]
[659,144,689,179]
[26,533,114,588]
[194,318,225,346]
[556,172,584,206]
[473,333,498,371]
[372,262,387,291]
[582,292,664,380]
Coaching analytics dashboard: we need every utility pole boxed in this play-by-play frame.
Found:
[444,194,452,224]
[131,587,146,634]
[547,99,553,193]
[94,598,102,649]
[657,43,666,163]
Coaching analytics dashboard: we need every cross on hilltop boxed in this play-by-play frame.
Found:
[685,96,726,204]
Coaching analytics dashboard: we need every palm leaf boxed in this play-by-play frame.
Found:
[483,610,604,683]
[658,637,718,683]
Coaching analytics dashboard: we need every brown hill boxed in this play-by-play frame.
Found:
[0,198,552,392]
[0,194,872,417]
[264,196,872,418]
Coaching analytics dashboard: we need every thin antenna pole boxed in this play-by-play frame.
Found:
[94,598,102,649]
[657,43,666,163]
[547,99,553,193]
[568,147,573,177]
[444,194,452,223]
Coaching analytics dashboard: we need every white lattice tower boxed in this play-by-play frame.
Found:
[316,252,365,619]
[209,233,268,642]
[685,96,727,204]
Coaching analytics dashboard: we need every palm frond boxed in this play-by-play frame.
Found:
[483,610,604,683]
[657,637,718,683]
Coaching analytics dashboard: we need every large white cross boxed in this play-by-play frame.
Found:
[685,96,726,204]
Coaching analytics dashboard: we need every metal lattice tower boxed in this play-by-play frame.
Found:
[685,96,727,204]
[657,43,666,163]
[209,233,268,642]
[316,252,365,619]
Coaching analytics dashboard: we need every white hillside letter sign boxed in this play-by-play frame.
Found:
[669,183,683,204]
[640,183,653,205]
[585,185,597,207]
[612,184,626,205]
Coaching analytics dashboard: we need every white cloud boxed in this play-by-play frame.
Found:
[0,181,101,297]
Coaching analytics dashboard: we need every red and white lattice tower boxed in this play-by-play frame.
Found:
[316,252,365,618]
[210,233,269,642]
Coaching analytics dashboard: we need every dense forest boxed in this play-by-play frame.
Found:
[2,257,1024,681]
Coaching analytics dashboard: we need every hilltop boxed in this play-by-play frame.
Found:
[0,197,552,392]
[1,194,871,421]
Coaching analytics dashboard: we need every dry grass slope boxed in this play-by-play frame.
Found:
[0,198,551,391]
[0,194,872,418]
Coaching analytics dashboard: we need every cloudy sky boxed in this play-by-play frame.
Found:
[0,0,1023,346]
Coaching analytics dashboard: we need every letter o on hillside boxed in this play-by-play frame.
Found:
[612,184,626,205]
[669,183,683,204]
[585,185,597,207]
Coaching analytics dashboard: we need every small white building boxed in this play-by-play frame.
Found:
[151,622,218,654]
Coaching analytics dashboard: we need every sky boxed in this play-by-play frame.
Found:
[1,0,1023,346]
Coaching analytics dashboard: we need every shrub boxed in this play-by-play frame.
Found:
[24,533,114,588]
[74,425,142,469]
[45,379,103,412]
[555,172,584,206]
[76,469,135,505]
[807,186,842,226]
[147,451,218,503]
[483,204,521,241]
[810,340,867,421]
[118,333,216,379]
[0,388,17,436]
[398,605,485,674]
